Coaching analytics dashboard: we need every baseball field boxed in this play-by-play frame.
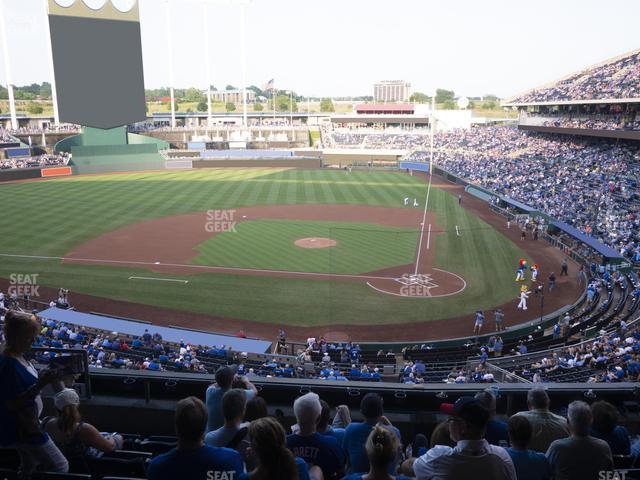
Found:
[0,168,534,331]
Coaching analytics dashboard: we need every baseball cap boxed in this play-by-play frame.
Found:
[440,396,490,428]
[54,388,80,411]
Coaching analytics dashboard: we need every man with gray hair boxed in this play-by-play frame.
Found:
[546,401,613,480]
[286,392,345,479]
[513,387,569,452]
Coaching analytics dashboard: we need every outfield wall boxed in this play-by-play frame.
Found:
[55,129,169,175]
[192,157,322,169]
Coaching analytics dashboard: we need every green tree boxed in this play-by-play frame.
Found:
[468,100,476,109]
[197,101,208,112]
[27,102,43,115]
[320,98,335,112]
[39,82,52,99]
[409,92,430,103]
[171,99,180,112]
[225,84,237,91]
[185,87,205,103]
[484,100,498,110]
[253,102,263,111]
[225,102,236,112]
[435,88,455,104]
[275,94,297,112]
[442,100,456,110]
[484,94,499,101]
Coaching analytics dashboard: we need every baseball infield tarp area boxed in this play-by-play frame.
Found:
[39,307,273,353]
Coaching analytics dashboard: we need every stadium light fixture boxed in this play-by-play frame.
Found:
[164,0,176,128]
[202,1,212,128]
[0,0,18,130]
[43,0,61,126]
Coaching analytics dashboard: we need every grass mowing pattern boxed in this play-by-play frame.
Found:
[192,220,418,274]
[0,169,529,326]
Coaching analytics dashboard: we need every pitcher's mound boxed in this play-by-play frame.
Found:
[294,237,337,249]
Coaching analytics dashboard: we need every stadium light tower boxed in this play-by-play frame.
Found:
[0,0,18,130]
[202,1,212,128]
[43,0,60,126]
[239,0,248,127]
[164,0,176,129]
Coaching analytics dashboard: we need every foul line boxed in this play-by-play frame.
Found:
[456,225,461,237]
[129,276,189,284]
[426,224,432,250]
[413,171,433,275]
[0,253,395,281]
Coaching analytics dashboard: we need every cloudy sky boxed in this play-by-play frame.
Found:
[1,0,639,98]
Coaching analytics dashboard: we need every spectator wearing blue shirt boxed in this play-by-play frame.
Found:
[147,396,243,480]
[241,416,316,480]
[506,415,551,480]
[286,392,345,480]
[205,389,248,448]
[476,390,509,447]
[206,365,257,433]
[317,400,346,446]
[590,401,631,455]
[0,311,69,477]
[343,393,401,474]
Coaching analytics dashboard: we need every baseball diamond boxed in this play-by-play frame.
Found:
[0,168,580,341]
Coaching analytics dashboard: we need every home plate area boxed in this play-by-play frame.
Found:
[366,269,466,298]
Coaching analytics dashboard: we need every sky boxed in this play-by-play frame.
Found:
[1,0,639,99]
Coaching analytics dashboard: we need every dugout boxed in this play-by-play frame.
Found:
[548,220,629,269]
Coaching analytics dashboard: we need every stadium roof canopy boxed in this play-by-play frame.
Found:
[500,196,538,214]
[39,307,273,353]
[503,48,640,107]
[354,104,415,114]
[550,220,624,260]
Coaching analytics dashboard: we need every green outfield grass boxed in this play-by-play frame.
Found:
[0,169,530,326]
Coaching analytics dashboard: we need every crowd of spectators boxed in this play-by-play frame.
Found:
[427,126,640,262]
[509,51,640,103]
[5,124,79,135]
[542,116,640,131]
[0,152,69,170]
[1,311,638,480]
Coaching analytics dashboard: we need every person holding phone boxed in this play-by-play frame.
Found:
[0,311,69,477]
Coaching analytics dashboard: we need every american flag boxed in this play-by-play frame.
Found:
[263,78,275,92]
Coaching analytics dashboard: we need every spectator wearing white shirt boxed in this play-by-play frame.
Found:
[413,396,516,480]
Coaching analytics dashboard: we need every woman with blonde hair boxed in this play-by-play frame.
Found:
[343,425,410,480]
